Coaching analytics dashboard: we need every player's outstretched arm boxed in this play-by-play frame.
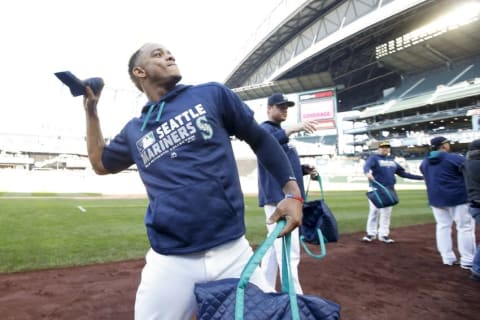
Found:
[83,86,109,175]
[285,120,318,137]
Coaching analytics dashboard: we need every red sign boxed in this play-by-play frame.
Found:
[300,90,334,100]
[298,89,336,130]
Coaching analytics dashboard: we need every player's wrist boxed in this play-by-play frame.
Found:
[285,193,304,203]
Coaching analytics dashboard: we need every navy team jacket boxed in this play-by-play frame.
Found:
[420,151,467,207]
[363,153,423,188]
[257,121,305,207]
[101,83,294,255]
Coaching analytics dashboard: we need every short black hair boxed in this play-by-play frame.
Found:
[128,48,143,92]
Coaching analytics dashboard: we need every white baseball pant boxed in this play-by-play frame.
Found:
[261,204,303,294]
[366,199,393,238]
[431,204,476,266]
[134,236,274,320]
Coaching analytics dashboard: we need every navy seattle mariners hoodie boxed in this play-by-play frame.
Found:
[257,121,305,206]
[101,82,295,255]
[363,154,423,188]
[463,149,480,205]
[420,151,467,207]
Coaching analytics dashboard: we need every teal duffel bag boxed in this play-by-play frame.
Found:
[194,220,341,320]
[366,179,399,208]
[301,175,339,244]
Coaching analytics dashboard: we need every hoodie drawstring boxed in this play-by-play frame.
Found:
[141,101,166,132]
[156,101,165,122]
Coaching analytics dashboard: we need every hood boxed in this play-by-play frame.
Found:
[140,84,192,131]
[140,84,191,114]
[468,149,480,160]
[426,150,445,165]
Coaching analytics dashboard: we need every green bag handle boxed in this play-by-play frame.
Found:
[300,229,327,259]
[281,230,300,318]
[235,220,300,320]
[305,174,324,201]
[369,179,396,206]
[302,175,329,256]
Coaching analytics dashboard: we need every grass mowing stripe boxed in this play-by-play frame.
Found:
[0,189,433,273]
[79,204,147,208]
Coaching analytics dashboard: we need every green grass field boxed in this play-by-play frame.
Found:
[0,190,434,273]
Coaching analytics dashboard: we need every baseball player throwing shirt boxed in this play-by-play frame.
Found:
[81,43,304,320]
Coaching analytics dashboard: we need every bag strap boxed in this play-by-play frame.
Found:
[281,232,300,319]
[300,229,327,259]
[305,175,324,201]
[303,175,329,258]
[235,220,300,320]
[370,179,396,203]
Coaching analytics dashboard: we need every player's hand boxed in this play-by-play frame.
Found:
[303,164,318,178]
[302,120,319,133]
[267,197,303,238]
[83,84,103,113]
[291,120,319,134]
[366,173,374,181]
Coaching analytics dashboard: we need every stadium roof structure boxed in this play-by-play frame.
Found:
[377,16,480,74]
[225,0,480,113]
[231,72,334,100]
[344,57,480,122]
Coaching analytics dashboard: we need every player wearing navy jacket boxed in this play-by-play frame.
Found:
[420,136,475,269]
[257,93,318,294]
[362,141,423,243]
[81,43,304,320]
[462,139,480,280]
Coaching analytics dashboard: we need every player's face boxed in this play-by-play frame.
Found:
[270,104,289,122]
[135,43,182,88]
[378,147,390,155]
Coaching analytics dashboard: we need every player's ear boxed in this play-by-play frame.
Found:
[133,66,146,79]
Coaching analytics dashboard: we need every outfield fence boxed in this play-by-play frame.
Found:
[0,162,426,196]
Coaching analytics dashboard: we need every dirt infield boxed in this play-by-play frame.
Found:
[1,223,479,320]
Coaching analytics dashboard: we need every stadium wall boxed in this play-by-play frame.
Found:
[0,156,426,196]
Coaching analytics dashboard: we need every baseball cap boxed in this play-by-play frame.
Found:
[54,71,104,97]
[378,141,391,148]
[430,136,449,150]
[267,93,295,107]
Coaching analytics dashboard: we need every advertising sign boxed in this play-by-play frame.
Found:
[298,89,337,131]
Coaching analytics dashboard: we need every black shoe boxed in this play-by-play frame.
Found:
[362,234,375,242]
[379,236,395,244]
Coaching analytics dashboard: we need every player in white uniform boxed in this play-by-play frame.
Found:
[362,141,423,243]
[257,93,318,293]
[420,136,476,268]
